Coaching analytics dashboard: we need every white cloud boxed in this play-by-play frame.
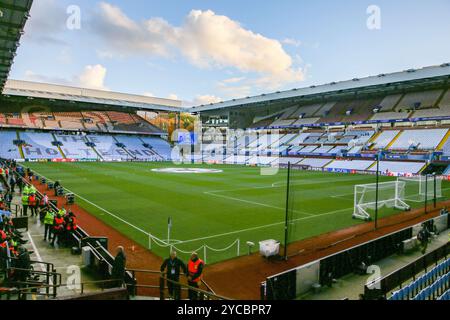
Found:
[282,38,302,47]
[24,64,108,91]
[91,3,305,90]
[77,65,108,90]
[143,92,155,97]
[192,94,222,105]
[221,77,245,84]
[167,93,179,100]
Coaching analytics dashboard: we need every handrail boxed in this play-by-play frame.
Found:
[125,268,225,300]
[0,278,125,300]
[125,268,213,292]
[160,275,229,300]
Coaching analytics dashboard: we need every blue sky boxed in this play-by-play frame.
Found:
[10,0,450,106]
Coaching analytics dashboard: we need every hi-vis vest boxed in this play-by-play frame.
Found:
[21,195,29,205]
[44,211,55,225]
[23,186,30,196]
[188,259,204,283]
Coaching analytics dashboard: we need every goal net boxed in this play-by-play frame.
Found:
[353,181,410,220]
[398,176,442,203]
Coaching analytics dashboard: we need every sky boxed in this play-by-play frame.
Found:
[9,0,450,106]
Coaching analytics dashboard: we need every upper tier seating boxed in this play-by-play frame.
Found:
[107,112,161,133]
[277,106,299,120]
[20,131,62,159]
[439,90,450,109]
[317,101,348,123]
[291,117,321,126]
[54,133,98,159]
[377,94,403,111]
[82,112,110,132]
[6,114,25,127]
[396,90,443,111]
[289,103,323,119]
[22,113,44,129]
[389,129,448,150]
[270,119,296,127]
[0,131,21,159]
[54,112,85,130]
[370,111,411,121]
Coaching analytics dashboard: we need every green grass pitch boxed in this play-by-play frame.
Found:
[24,162,448,264]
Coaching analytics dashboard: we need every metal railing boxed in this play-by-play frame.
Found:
[0,278,126,300]
[125,268,228,300]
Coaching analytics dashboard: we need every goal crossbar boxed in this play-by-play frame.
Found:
[353,181,410,221]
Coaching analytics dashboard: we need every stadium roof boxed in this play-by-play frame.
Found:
[3,79,183,112]
[0,0,33,90]
[190,63,450,113]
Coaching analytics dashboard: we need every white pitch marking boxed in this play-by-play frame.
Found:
[204,190,315,217]
[28,168,168,246]
[176,207,354,245]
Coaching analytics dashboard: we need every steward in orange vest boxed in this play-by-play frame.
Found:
[65,211,78,231]
[187,252,205,300]
[51,214,65,247]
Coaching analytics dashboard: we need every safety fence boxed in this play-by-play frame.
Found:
[365,242,449,300]
[260,213,450,300]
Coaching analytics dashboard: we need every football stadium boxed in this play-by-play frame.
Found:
[0,0,449,307]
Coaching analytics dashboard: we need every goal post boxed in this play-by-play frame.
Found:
[398,175,442,203]
[353,181,411,221]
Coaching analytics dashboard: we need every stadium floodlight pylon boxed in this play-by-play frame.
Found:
[353,181,410,221]
[398,175,442,202]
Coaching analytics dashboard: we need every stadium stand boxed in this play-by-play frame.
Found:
[85,134,129,160]
[389,258,450,300]
[396,89,443,111]
[325,160,375,171]
[139,136,172,160]
[367,161,426,175]
[54,112,85,130]
[370,130,401,150]
[0,131,21,159]
[54,133,98,159]
[114,135,160,160]
[20,131,63,159]
[388,129,448,151]
[298,158,332,168]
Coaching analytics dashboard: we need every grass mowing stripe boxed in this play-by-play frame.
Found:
[30,167,169,245]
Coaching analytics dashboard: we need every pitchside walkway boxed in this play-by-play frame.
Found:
[299,229,450,300]
[11,194,102,299]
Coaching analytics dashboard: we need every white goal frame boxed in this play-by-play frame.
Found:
[397,176,442,202]
[353,181,411,221]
